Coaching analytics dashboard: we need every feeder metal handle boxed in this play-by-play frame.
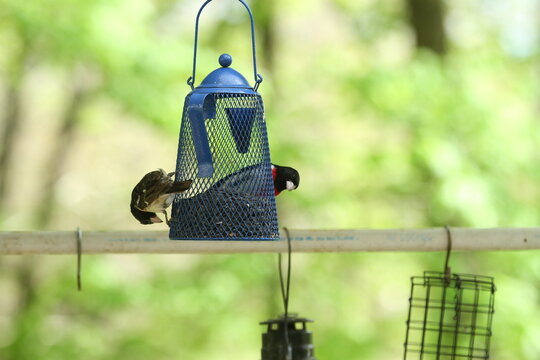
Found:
[187,0,263,91]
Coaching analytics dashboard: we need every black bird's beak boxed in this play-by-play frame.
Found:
[150,215,163,224]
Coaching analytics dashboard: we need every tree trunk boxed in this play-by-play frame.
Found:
[0,88,21,209]
[0,44,29,217]
[407,0,447,55]
[34,76,90,228]
[253,0,277,73]
[4,258,38,360]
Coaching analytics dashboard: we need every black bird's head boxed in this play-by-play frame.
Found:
[272,164,300,195]
[130,203,163,225]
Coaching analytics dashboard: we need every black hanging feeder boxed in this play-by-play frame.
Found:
[260,314,316,360]
[260,230,316,360]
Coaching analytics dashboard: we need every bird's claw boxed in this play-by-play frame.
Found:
[163,211,171,227]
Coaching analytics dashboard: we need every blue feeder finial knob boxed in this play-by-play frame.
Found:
[219,54,232,67]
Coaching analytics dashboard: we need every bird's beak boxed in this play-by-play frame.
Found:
[151,216,163,223]
[286,180,296,191]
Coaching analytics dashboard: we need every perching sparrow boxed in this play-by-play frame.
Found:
[131,169,192,226]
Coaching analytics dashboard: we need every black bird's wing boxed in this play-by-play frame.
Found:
[132,170,169,210]
[132,170,193,211]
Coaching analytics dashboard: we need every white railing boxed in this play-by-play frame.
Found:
[0,227,539,254]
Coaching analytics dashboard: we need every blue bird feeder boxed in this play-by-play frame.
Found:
[169,0,279,240]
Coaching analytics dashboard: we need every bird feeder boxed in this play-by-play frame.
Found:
[403,271,496,360]
[260,314,317,360]
[169,0,279,240]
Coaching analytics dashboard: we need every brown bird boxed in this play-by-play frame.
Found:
[130,169,193,226]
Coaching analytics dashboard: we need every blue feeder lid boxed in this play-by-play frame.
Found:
[197,54,253,90]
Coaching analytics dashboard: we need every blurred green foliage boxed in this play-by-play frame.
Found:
[1,0,540,359]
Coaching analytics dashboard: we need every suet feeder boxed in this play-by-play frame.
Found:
[169,0,279,240]
[260,314,316,360]
[403,271,496,360]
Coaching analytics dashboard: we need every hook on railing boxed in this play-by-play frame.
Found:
[76,227,83,291]
[443,225,453,284]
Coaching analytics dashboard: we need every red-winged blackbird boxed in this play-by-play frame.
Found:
[271,164,300,195]
[131,169,192,226]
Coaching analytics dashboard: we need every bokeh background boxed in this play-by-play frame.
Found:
[1,0,540,358]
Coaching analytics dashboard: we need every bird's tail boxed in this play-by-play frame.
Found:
[167,180,193,193]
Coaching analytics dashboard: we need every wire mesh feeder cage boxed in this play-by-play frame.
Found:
[169,0,279,240]
[404,271,496,360]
